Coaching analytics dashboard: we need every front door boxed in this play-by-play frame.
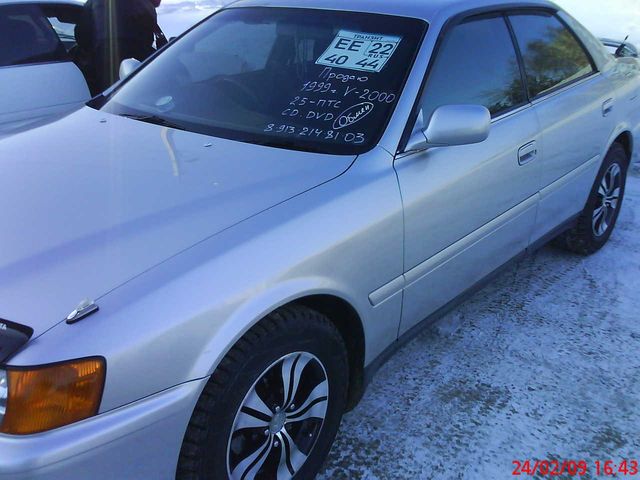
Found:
[395,14,542,334]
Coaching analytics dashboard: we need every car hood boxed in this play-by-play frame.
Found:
[0,107,355,338]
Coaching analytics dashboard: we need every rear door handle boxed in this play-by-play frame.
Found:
[518,141,538,166]
[602,98,614,117]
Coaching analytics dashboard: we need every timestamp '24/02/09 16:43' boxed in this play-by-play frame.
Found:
[513,459,640,476]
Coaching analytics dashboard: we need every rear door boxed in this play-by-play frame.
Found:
[0,3,89,134]
[395,14,542,335]
[507,11,616,241]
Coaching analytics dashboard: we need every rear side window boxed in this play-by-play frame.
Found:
[509,13,595,98]
[0,4,68,67]
[420,16,526,120]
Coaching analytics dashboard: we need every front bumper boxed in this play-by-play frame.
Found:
[0,378,207,479]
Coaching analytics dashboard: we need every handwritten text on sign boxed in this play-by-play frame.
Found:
[316,30,402,73]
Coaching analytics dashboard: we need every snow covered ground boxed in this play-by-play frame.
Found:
[319,169,640,479]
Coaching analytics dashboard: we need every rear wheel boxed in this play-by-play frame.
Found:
[555,143,628,255]
[177,306,348,480]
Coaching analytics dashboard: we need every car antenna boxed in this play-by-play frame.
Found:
[615,35,630,57]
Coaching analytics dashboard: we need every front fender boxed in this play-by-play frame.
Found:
[192,278,367,378]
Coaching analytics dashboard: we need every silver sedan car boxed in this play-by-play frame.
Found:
[1,0,639,478]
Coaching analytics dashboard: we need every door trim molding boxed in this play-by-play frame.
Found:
[539,154,601,200]
[368,192,539,307]
[404,193,539,288]
[368,276,405,307]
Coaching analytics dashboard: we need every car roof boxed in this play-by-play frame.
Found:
[229,0,558,22]
[0,0,84,6]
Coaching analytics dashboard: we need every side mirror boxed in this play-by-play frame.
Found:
[119,58,142,81]
[405,105,491,153]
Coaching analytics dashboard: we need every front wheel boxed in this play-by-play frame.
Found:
[555,143,629,255]
[177,306,348,480]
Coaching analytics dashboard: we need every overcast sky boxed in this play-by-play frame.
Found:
[159,0,640,46]
[555,0,640,45]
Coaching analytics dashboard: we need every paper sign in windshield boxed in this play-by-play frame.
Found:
[316,30,402,73]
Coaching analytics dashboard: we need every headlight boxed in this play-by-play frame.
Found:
[0,357,105,435]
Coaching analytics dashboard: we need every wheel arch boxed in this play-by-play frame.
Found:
[614,130,633,163]
[603,127,634,167]
[292,294,366,411]
[195,281,369,413]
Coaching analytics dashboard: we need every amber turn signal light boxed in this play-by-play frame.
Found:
[0,357,105,435]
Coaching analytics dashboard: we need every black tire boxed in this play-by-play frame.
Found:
[554,143,629,255]
[177,306,348,480]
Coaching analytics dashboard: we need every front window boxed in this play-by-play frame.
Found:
[419,15,527,121]
[98,7,427,154]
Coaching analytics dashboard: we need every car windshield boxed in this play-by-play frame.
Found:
[97,7,427,155]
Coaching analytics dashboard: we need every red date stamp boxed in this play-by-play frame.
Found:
[513,459,640,476]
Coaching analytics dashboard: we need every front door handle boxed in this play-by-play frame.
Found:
[518,141,538,166]
[602,98,614,117]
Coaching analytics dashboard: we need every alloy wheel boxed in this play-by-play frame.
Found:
[227,352,329,480]
[592,162,622,237]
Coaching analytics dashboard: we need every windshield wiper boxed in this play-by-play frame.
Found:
[119,113,187,131]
